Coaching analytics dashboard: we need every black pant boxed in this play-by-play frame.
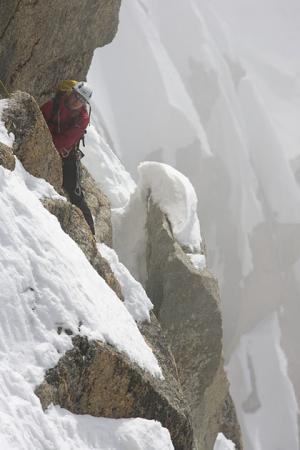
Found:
[62,151,95,235]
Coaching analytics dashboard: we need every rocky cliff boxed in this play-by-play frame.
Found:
[0,0,121,102]
[0,3,242,449]
[146,200,242,450]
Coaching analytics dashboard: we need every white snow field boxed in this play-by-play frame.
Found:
[88,0,300,448]
[98,243,153,323]
[0,158,172,448]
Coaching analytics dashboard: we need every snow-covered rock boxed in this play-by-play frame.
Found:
[109,161,206,283]
[0,158,185,448]
[46,408,175,450]
[139,161,202,252]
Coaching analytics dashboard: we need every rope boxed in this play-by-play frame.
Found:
[0,80,10,98]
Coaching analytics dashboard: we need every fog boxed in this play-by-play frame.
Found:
[88,1,300,448]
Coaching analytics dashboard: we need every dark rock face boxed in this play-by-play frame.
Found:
[146,200,243,450]
[36,332,194,450]
[0,142,15,170]
[2,91,62,191]
[0,0,122,102]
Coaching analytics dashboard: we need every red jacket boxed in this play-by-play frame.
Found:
[41,95,89,157]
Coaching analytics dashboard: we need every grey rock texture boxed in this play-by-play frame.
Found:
[36,332,194,450]
[2,91,62,192]
[43,198,122,300]
[0,0,122,102]
[146,200,242,450]
[219,391,242,449]
[0,142,15,170]
[196,362,242,450]
[81,165,112,246]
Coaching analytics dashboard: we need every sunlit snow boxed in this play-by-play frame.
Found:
[0,160,167,448]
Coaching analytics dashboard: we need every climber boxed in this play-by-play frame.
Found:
[41,80,95,235]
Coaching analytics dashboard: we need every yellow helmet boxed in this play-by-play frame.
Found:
[57,79,78,95]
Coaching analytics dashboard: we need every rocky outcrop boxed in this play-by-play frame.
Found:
[146,200,242,450]
[0,0,122,102]
[36,328,194,450]
[0,142,15,170]
[2,91,62,191]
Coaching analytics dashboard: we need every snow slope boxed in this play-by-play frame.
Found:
[0,159,172,448]
[98,243,153,322]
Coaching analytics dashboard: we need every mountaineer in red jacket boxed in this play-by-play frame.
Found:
[41,80,95,235]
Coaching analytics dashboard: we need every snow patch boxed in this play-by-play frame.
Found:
[0,100,14,147]
[98,243,153,323]
[187,253,206,271]
[46,407,174,450]
[14,159,65,201]
[214,433,236,450]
